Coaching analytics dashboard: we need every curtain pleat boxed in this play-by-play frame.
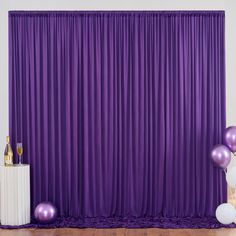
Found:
[9,11,226,218]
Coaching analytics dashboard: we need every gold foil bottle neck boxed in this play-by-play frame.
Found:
[6,136,10,144]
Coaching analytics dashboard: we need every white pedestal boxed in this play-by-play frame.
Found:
[0,165,30,225]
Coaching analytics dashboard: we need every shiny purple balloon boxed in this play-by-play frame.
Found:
[210,145,231,169]
[224,126,236,154]
[34,202,57,224]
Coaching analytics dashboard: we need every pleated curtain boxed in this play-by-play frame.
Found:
[9,11,226,221]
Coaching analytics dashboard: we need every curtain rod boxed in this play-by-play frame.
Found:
[9,10,225,17]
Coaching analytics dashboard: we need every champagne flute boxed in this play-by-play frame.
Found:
[17,143,23,165]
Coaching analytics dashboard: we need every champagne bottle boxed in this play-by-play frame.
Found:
[4,136,13,166]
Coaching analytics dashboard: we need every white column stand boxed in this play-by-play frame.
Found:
[0,165,30,226]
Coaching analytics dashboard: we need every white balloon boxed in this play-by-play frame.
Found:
[215,203,236,224]
[226,166,236,188]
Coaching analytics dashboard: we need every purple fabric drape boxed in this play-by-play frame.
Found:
[9,11,226,227]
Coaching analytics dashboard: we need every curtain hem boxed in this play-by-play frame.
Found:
[0,216,234,229]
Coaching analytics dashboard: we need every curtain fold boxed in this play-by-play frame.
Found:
[9,11,226,220]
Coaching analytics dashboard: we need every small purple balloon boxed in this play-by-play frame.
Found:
[224,126,236,154]
[34,202,57,224]
[210,145,231,169]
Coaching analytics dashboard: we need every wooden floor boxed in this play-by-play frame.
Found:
[0,228,236,236]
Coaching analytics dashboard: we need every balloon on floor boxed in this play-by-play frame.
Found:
[215,203,236,225]
[34,202,57,224]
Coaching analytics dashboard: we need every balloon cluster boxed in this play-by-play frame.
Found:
[210,126,236,224]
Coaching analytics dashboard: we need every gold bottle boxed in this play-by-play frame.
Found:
[4,136,13,166]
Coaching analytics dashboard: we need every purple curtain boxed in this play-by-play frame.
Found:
[9,11,226,226]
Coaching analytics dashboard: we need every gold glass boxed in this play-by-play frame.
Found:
[17,143,23,165]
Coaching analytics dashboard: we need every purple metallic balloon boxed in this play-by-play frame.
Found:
[210,145,231,169]
[34,201,57,224]
[224,126,236,154]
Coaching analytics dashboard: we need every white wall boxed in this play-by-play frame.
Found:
[225,0,236,126]
[0,0,235,164]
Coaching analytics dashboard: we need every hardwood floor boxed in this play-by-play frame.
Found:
[0,228,235,236]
